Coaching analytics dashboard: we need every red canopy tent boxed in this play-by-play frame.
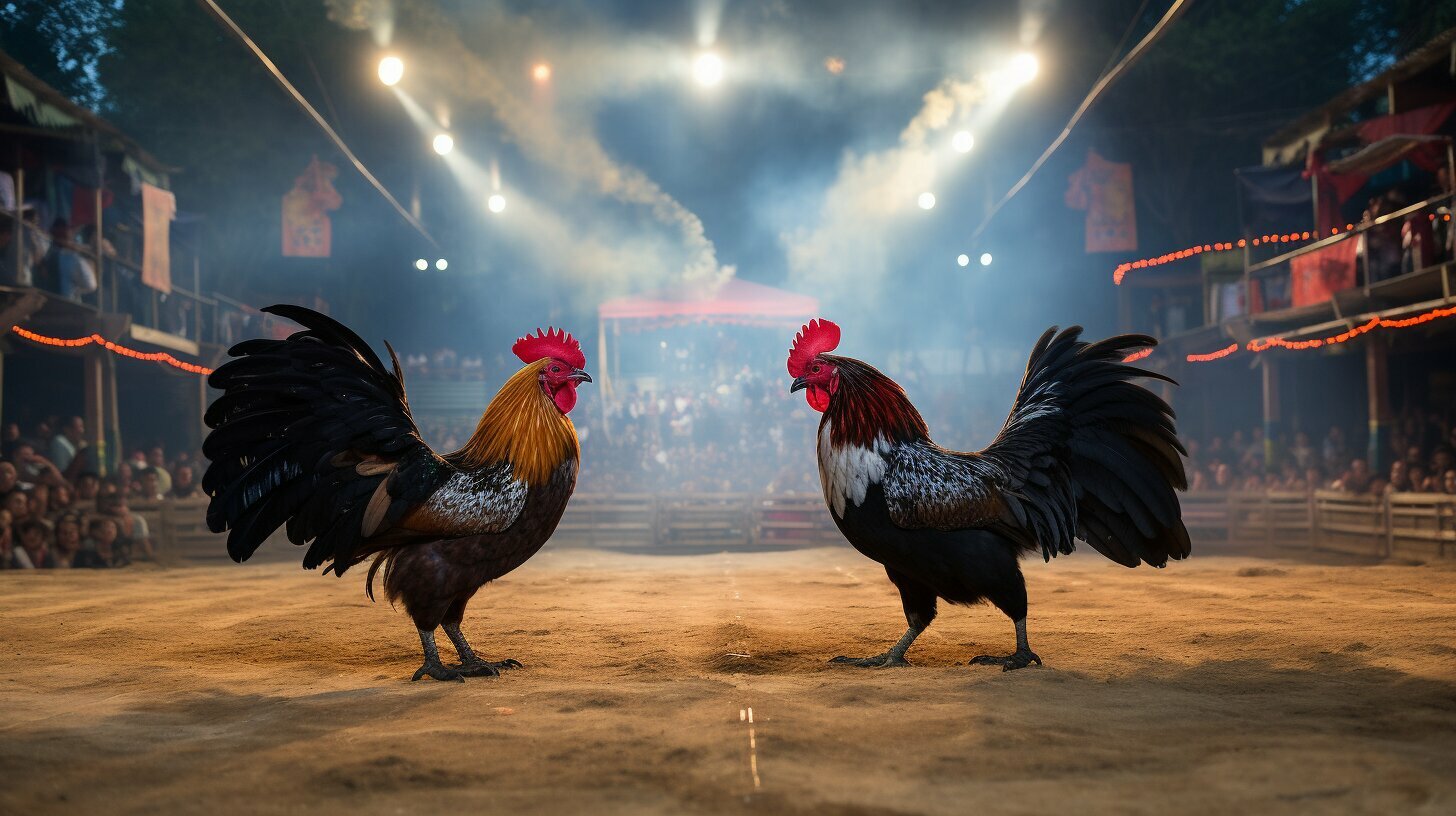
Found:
[595,278,819,397]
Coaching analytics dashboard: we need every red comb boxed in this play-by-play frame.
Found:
[513,327,586,369]
[787,318,841,377]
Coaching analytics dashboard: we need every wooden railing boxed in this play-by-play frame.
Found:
[1180,490,1456,559]
[139,490,1456,562]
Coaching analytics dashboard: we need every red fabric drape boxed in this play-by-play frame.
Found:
[1290,237,1360,307]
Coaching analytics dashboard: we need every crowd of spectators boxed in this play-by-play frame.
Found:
[0,415,204,570]
[1185,412,1456,498]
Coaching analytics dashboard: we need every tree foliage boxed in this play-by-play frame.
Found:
[0,0,119,109]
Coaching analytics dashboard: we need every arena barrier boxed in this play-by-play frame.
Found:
[145,490,1456,562]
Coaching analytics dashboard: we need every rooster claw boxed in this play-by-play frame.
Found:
[412,661,466,682]
[830,654,910,668]
[969,649,1042,672]
[455,658,523,677]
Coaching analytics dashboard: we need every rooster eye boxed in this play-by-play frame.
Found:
[551,365,562,373]
[811,364,821,373]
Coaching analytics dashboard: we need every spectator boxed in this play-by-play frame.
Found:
[0,461,17,493]
[1336,459,1373,494]
[1409,465,1430,493]
[0,423,19,460]
[112,461,137,498]
[74,472,101,508]
[12,441,63,487]
[49,416,88,476]
[1386,461,1410,494]
[0,508,13,569]
[79,517,124,568]
[3,489,29,523]
[147,446,173,494]
[138,468,166,502]
[169,464,203,499]
[1443,469,1456,496]
[39,218,98,301]
[1322,426,1347,471]
[13,519,56,568]
[53,513,84,568]
[1290,431,1315,470]
[98,492,154,561]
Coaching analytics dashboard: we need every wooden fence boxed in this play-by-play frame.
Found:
[143,490,1456,562]
[1180,490,1456,559]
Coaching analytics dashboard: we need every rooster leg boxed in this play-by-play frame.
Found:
[411,628,465,682]
[830,624,922,668]
[442,623,522,677]
[969,617,1042,672]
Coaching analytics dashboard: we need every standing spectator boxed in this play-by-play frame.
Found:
[12,442,63,487]
[169,464,203,499]
[49,416,88,477]
[38,219,98,301]
[13,519,56,568]
[1322,426,1348,471]
[1290,431,1316,470]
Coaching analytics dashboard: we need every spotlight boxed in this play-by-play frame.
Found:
[917,192,936,210]
[825,56,845,75]
[693,51,724,87]
[952,130,974,153]
[532,62,552,82]
[487,194,506,213]
[377,55,404,87]
[957,254,970,267]
[435,259,448,270]
[414,258,428,271]
[432,133,454,156]
[979,252,993,267]
[1008,52,1039,87]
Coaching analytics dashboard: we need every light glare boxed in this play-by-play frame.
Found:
[917,192,936,210]
[414,258,428,271]
[532,63,552,82]
[957,254,970,267]
[980,252,993,267]
[487,194,506,213]
[435,258,448,270]
[1008,52,1039,87]
[377,56,404,87]
[432,133,454,155]
[952,130,974,153]
[693,52,724,87]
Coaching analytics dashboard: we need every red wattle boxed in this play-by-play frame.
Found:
[553,383,578,414]
[806,385,830,412]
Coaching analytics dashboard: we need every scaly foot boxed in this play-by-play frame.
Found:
[830,653,910,668]
[412,660,466,682]
[455,658,523,677]
[969,649,1042,672]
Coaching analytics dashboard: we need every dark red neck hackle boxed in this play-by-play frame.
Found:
[513,327,586,369]
[823,357,929,448]
[787,318,841,377]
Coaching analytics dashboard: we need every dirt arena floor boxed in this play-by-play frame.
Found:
[2,543,1455,815]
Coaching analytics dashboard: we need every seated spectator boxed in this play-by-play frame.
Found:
[3,488,30,523]
[52,513,84,568]
[0,508,13,570]
[169,464,203,499]
[1443,469,1456,496]
[0,461,17,494]
[79,517,125,568]
[1409,465,1431,493]
[112,461,137,498]
[74,471,101,508]
[1289,431,1315,470]
[1335,459,1372,494]
[46,483,74,520]
[1304,466,1325,491]
[98,492,153,561]
[11,441,63,487]
[1386,461,1411,494]
[147,446,173,494]
[137,468,166,502]
[13,518,56,568]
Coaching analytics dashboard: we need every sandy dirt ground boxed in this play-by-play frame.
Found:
[2,543,1455,815]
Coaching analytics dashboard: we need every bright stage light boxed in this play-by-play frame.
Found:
[693,51,724,87]
[432,133,454,155]
[414,258,428,270]
[1008,52,1039,87]
[532,62,552,82]
[487,194,506,213]
[957,254,970,267]
[952,130,974,153]
[378,55,404,86]
[435,259,448,270]
[917,192,936,210]
[980,252,993,267]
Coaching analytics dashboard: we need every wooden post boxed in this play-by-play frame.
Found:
[1365,333,1392,474]
[93,185,104,310]
[83,351,106,476]
[1261,355,1280,470]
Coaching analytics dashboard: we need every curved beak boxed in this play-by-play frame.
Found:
[569,368,593,384]
[790,375,809,393]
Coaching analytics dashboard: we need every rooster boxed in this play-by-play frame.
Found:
[203,305,591,682]
[787,319,1188,671]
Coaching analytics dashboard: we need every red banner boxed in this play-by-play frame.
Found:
[282,157,342,258]
[141,183,175,293]
[1066,150,1137,253]
[1290,237,1359,307]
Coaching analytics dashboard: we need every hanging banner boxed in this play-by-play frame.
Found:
[1065,150,1137,253]
[141,182,175,293]
[282,156,342,257]
[1290,236,1359,307]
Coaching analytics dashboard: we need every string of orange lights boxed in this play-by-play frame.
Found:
[1185,343,1239,363]
[1111,223,1368,285]
[10,325,214,376]
[1121,348,1154,363]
